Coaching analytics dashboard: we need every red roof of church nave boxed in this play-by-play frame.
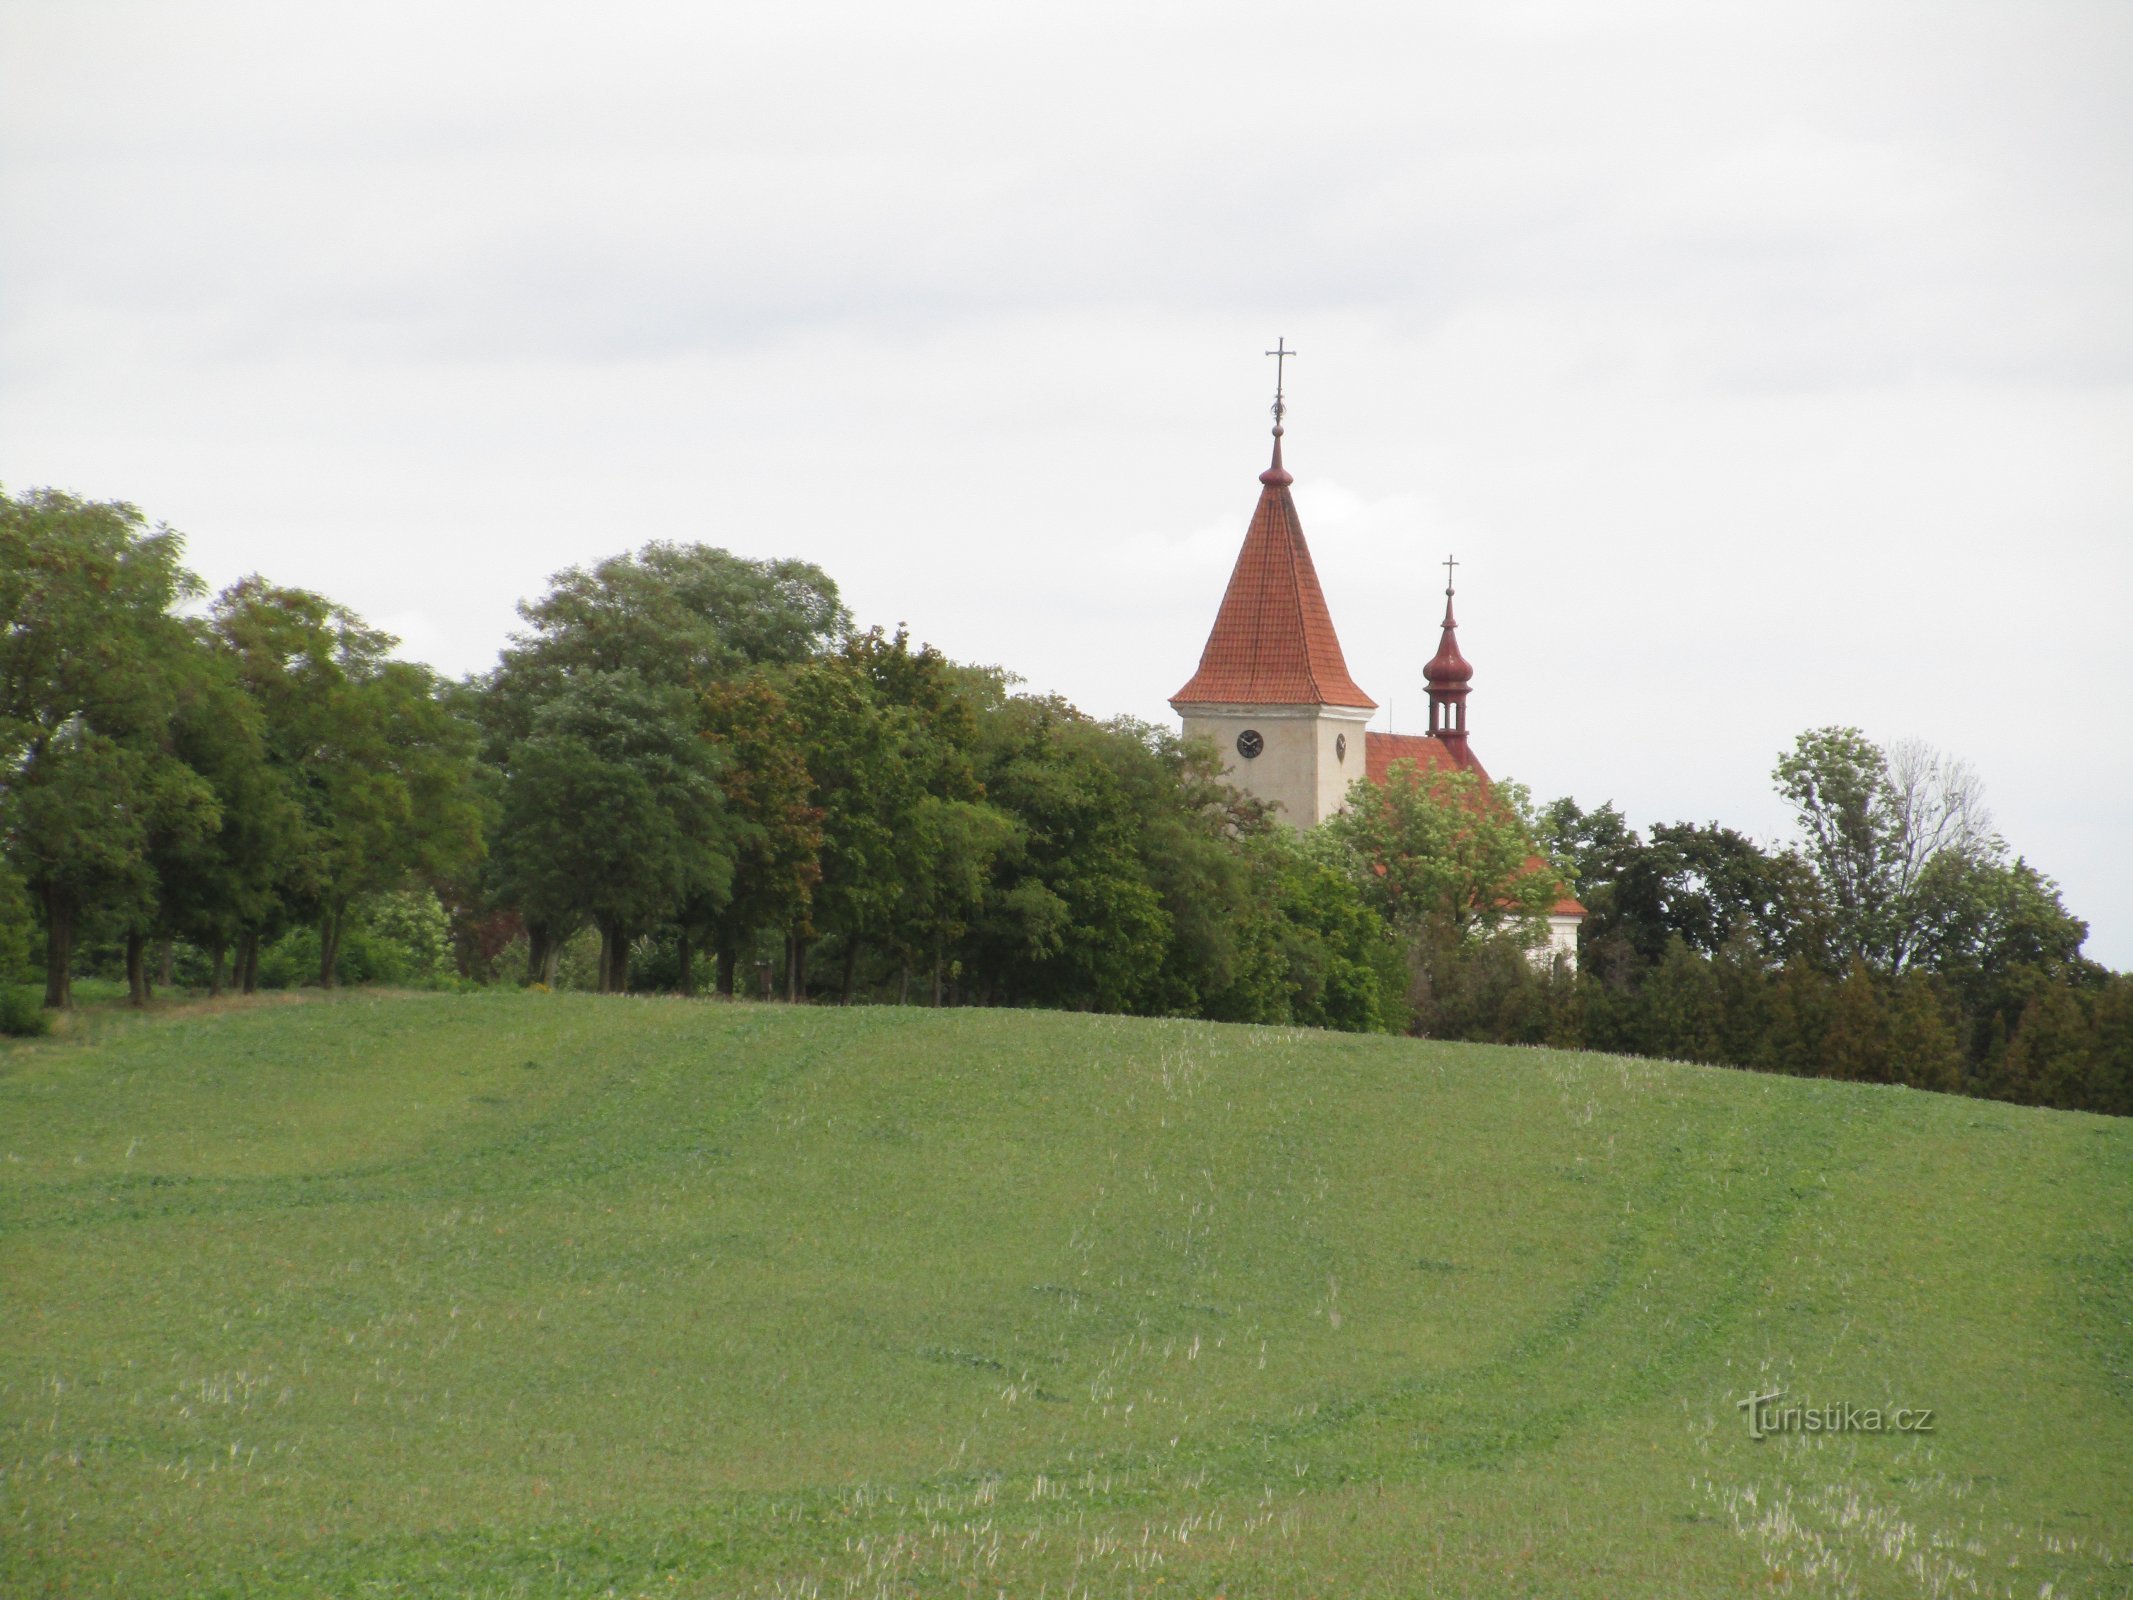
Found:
[1170,437,1376,710]
[1362,730,1488,787]
[1362,733,1585,917]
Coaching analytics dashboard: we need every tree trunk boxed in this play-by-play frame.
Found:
[318,905,345,988]
[236,929,260,994]
[209,942,228,997]
[526,924,551,987]
[716,943,736,998]
[539,937,561,988]
[41,890,74,1010]
[599,920,629,994]
[126,930,150,1006]
[786,932,808,1003]
[840,936,860,1004]
[158,939,175,990]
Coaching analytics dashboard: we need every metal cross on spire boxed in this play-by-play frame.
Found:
[1265,337,1296,426]
[1443,553,1460,594]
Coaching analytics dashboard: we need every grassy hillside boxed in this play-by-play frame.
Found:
[2,993,2127,1598]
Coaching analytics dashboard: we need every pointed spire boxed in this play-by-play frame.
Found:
[1170,407,1374,711]
[1425,554,1473,748]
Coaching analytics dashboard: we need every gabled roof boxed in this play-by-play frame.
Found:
[1362,733,1585,919]
[1171,436,1376,710]
[1527,857,1588,919]
[1363,731,1488,786]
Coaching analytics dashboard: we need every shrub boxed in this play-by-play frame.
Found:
[253,889,463,989]
[550,926,604,992]
[364,889,456,984]
[0,862,34,987]
[0,986,52,1037]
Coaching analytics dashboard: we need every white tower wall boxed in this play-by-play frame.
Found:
[1178,702,1375,828]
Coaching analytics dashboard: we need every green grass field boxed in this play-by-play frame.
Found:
[3,992,2128,1597]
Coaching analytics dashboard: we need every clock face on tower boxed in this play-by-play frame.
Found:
[1236,729,1264,760]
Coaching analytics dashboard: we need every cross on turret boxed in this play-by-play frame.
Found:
[1265,337,1296,425]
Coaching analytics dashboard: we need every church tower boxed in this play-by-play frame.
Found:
[1169,350,1587,959]
[1169,369,1376,828]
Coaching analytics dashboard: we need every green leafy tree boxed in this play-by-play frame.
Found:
[1774,728,1995,971]
[150,647,302,994]
[1908,851,2092,1064]
[1821,961,1895,1083]
[362,887,457,984]
[2091,977,2133,1117]
[480,544,845,989]
[1538,798,1825,970]
[493,671,733,992]
[962,697,1172,1013]
[1884,972,1965,1094]
[1996,984,2101,1109]
[697,675,823,996]
[1087,716,1266,1020]
[211,579,487,986]
[782,656,922,1000]
[1323,762,1556,942]
[839,629,1007,1004]
[889,795,1017,1005]
[0,857,33,986]
[0,490,220,1006]
[1710,933,1776,1066]
[484,543,848,751]
[1639,937,1727,1063]
[1760,961,1834,1076]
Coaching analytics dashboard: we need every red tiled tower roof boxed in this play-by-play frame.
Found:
[1170,432,1376,710]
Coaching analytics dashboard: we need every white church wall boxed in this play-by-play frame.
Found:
[1544,914,1582,974]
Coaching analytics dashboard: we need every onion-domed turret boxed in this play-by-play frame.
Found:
[1425,559,1473,751]
[1424,595,1472,686]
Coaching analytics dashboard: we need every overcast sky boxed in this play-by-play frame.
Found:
[4,0,2129,965]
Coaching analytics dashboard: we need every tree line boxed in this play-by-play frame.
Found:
[1424,745,2128,1115]
[2,486,2124,1114]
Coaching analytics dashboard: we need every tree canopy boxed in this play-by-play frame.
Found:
[1,486,2118,1115]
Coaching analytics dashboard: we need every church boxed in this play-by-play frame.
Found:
[1169,393,1585,968]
